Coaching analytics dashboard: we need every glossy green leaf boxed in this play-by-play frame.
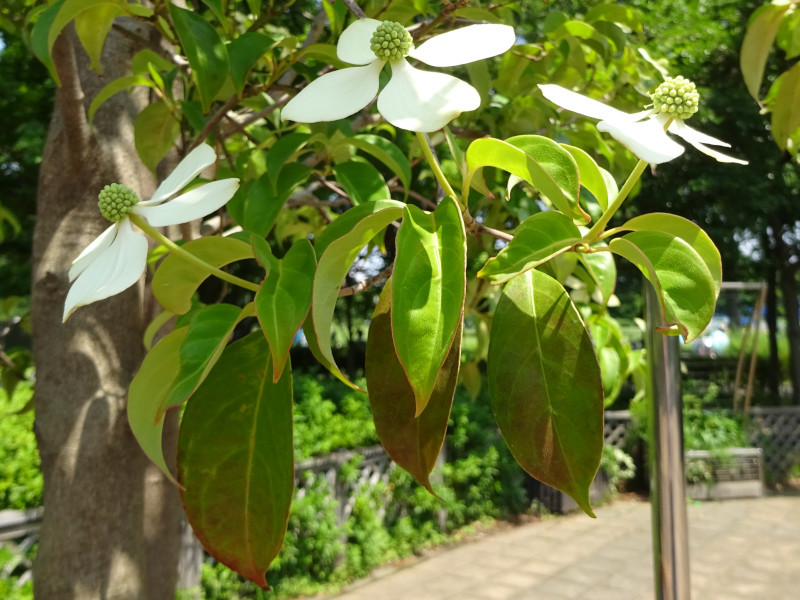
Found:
[333,161,391,205]
[609,231,716,342]
[488,269,603,516]
[162,303,252,417]
[561,144,609,210]
[89,75,155,123]
[134,102,180,173]
[31,0,64,83]
[128,326,189,484]
[349,134,411,192]
[179,332,293,589]
[256,239,316,381]
[152,237,254,314]
[169,4,229,112]
[741,2,791,100]
[619,213,722,297]
[771,61,800,151]
[366,280,460,492]
[478,211,581,285]
[227,33,275,96]
[393,197,466,414]
[311,202,405,387]
[466,137,586,222]
[314,199,405,257]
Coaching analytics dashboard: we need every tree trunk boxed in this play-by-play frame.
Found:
[780,262,800,405]
[773,221,800,405]
[31,23,181,600]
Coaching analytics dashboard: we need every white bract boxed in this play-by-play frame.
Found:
[539,78,747,165]
[282,18,515,132]
[63,144,239,321]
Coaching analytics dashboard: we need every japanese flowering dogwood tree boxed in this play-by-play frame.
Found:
[30,0,747,591]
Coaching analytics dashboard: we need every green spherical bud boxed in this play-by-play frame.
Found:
[370,21,413,61]
[97,183,139,222]
[651,76,700,120]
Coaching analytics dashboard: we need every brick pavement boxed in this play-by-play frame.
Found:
[327,493,800,600]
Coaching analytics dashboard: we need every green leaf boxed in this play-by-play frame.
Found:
[31,0,66,84]
[478,211,581,285]
[169,4,230,112]
[561,144,609,210]
[47,0,124,74]
[89,75,155,123]
[256,239,316,381]
[349,134,412,193]
[488,269,603,516]
[134,102,180,173]
[162,303,252,417]
[128,326,189,484]
[578,251,616,307]
[152,237,255,314]
[466,137,586,222]
[227,174,284,237]
[311,202,405,388]
[200,0,229,33]
[392,197,466,414]
[619,213,722,297]
[73,2,124,72]
[179,332,293,589]
[227,33,275,97]
[771,61,800,151]
[314,199,405,256]
[131,48,175,76]
[366,280,460,492]
[609,231,716,342]
[333,161,391,205]
[266,133,311,190]
[740,2,791,100]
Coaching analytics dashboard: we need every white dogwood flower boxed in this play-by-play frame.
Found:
[282,19,515,132]
[63,144,239,321]
[539,77,747,165]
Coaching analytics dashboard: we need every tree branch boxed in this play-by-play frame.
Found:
[339,265,393,297]
[339,0,367,19]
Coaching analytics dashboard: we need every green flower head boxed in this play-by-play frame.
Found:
[651,76,700,121]
[370,21,413,61]
[97,183,139,222]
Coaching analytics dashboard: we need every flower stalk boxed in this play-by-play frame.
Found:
[129,214,259,293]
[583,159,648,243]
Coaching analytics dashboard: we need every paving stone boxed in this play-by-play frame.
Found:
[325,494,800,600]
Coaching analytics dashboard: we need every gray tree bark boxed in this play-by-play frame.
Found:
[31,23,182,600]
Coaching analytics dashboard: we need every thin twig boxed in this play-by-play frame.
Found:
[339,265,393,297]
[339,0,366,19]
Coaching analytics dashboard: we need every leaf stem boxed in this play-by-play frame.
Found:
[129,214,260,293]
[583,159,648,242]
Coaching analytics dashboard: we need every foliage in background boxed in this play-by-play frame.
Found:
[682,383,749,451]
[0,380,41,510]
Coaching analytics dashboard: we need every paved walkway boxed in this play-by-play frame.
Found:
[329,493,800,600]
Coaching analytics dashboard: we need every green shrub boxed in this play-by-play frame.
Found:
[683,384,748,451]
[0,380,42,510]
[293,375,377,460]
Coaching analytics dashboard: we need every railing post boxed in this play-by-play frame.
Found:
[646,284,691,600]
